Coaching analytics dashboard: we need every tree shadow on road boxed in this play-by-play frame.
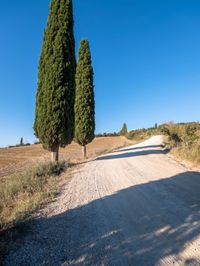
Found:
[112,144,165,154]
[6,170,200,265]
[96,147,168,161]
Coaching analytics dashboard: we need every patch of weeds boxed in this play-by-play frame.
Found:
[0,161,69,262]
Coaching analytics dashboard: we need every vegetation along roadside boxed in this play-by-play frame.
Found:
[125,122,200,167]
[0,161,71,262]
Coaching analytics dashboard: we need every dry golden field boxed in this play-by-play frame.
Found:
[0,136,132,178]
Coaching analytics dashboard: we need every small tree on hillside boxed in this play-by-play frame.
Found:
[34,0,76,162]
[20,137,24,146]
[75,39,95,159]
[120,123,128,136]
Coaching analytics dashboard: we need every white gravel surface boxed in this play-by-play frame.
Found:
[5,136,200,266]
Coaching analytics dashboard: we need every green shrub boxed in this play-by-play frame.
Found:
[127,122,200,165]
[161,122,200,164]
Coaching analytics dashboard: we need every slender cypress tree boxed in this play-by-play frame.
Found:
[20,137,24,146]
[120,123,128,136]
[34,0,76,162]
[75,39,95,159]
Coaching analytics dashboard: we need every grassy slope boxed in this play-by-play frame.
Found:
[127,122,200,167]
[162,122,200,167]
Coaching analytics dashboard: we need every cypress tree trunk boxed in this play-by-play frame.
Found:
[82,145,87,159]
[51,145,59,162]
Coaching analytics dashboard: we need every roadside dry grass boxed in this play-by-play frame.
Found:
[0,161,73,262]
[161,123,200,168]
[0,137,132,229]
[0,161,69,230]
[0,136,133,261]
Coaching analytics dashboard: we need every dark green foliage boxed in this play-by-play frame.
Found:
[169,132,182,145]
[120,123,128,136]
[34,0,76,150]
[20,138,24,146]
[75,39,95,146]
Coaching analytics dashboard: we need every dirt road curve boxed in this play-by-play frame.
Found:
[5,136,200,266]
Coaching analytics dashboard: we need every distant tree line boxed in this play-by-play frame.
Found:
[95,132,120,138]
[8,137,31,149]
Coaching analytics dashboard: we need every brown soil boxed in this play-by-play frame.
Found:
[0,137,132,178]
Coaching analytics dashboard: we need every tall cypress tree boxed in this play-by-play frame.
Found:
[120,123,128,136]
[34,0,76,161]
[75,39,95,158]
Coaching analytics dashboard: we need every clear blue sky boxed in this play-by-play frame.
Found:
[0,0,200,147]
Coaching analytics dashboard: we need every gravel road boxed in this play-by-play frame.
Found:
[5,136,200,266]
